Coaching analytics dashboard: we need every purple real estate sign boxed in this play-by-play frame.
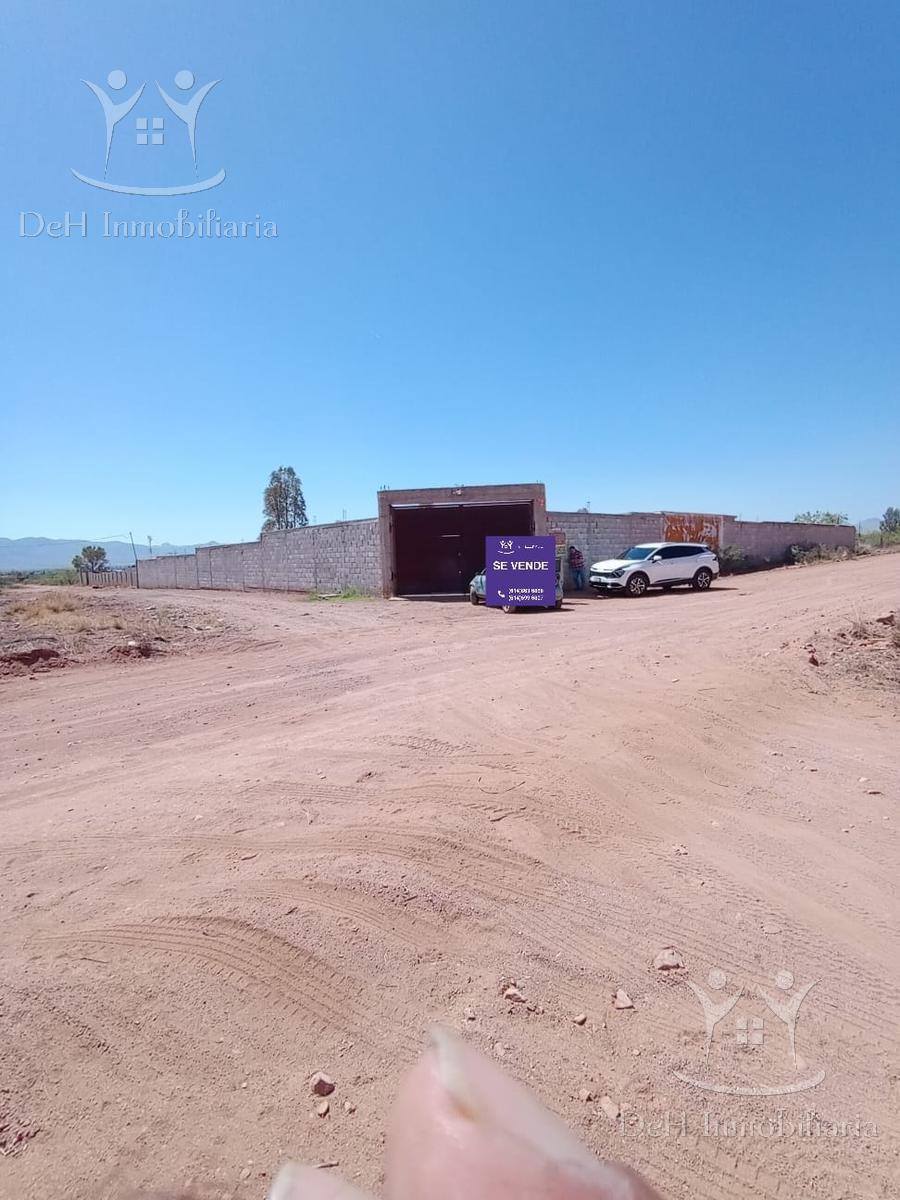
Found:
[485,535,557,607]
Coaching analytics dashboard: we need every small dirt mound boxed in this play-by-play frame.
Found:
[107,639,157,659]
[0,640,66,675]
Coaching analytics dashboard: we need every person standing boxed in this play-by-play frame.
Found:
[567,544,586,591]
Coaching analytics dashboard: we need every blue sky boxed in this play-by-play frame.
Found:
[3,0,898,543]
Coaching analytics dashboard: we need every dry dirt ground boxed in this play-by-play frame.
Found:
[1,556,898,1200]
[0,590,233,676]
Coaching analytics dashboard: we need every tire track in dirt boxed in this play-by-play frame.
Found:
[383,735,472,756]
[14,823,899,1061]
[248,879,459,954]
[36,916,421,1061]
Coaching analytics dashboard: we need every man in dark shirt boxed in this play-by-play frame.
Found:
[568,544,585,591]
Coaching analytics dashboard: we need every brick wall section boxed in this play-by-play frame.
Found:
[548,511,665,583]
[174,555,199,588]
[208,544,247,590]
[262,520,382,592]
[722,518,855,565]
[549,512,857,583]
[136,520,382,593]
[241,541,263,588]
[197,546,213,588]
[138,554,196,588]
[134,505,857,593]
[137,556,175,587]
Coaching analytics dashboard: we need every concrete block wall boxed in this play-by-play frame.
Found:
[137,520,382,593]
[242,541,263,588]
[262,520,382,592]
[137,554,194,588]
[722,518,855,565]
[549,511,856,582]
[548,511,665,582]
[207,544,249,590]
[197,546,213,588]
[134,505,857,594]
[137,556,174,587]
[174,554,199,588]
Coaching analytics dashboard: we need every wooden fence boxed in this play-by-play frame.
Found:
[79,567,137,588]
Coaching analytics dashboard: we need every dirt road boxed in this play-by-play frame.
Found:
[2,556,898,1199]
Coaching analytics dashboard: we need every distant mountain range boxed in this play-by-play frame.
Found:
[857,517,881,533]
[0,537,217,571]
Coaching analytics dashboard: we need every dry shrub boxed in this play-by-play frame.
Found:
[7,593,81,621]
[829,611,899,692]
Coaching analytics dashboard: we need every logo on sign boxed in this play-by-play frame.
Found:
[485,535,557,607]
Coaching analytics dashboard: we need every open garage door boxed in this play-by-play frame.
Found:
[391,502,534,596]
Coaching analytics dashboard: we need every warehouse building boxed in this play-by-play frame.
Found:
[135,482,856,596]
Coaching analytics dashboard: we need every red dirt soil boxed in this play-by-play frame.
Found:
[1,555,898,1199]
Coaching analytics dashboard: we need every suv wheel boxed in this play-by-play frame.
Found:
[469,589,480,605]
[625,572,649,597]
[692,567,713,591]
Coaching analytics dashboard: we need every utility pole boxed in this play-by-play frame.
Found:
[148,535,153,556]
[128,531,138,567]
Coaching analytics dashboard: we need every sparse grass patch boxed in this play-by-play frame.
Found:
[1,588,229,675]
[308,586,370,601]
[3,589,167,638]
[848,611,872,639]
[7,593,82,622]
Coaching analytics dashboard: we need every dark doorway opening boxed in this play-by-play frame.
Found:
[391,502,533,595]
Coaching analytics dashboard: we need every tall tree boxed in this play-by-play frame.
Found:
[72,545,109,572]
[261,466,308,533]
[794,510,847,525]
[880,506,900,534]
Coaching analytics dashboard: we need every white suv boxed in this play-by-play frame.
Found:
[589,542,719,597]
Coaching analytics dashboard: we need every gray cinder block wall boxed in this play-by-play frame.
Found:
[722,518,854,564]
[134,504,857,595]
[548,512,665,576]
[261,520,381,592]
[174,554,199,588]
[549,511,856,584]
[136,519,383,593]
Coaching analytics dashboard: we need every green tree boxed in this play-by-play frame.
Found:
[880,506,900,534]
[261,466,309,533]
[794,510,848,525]
[72,545,109,572]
